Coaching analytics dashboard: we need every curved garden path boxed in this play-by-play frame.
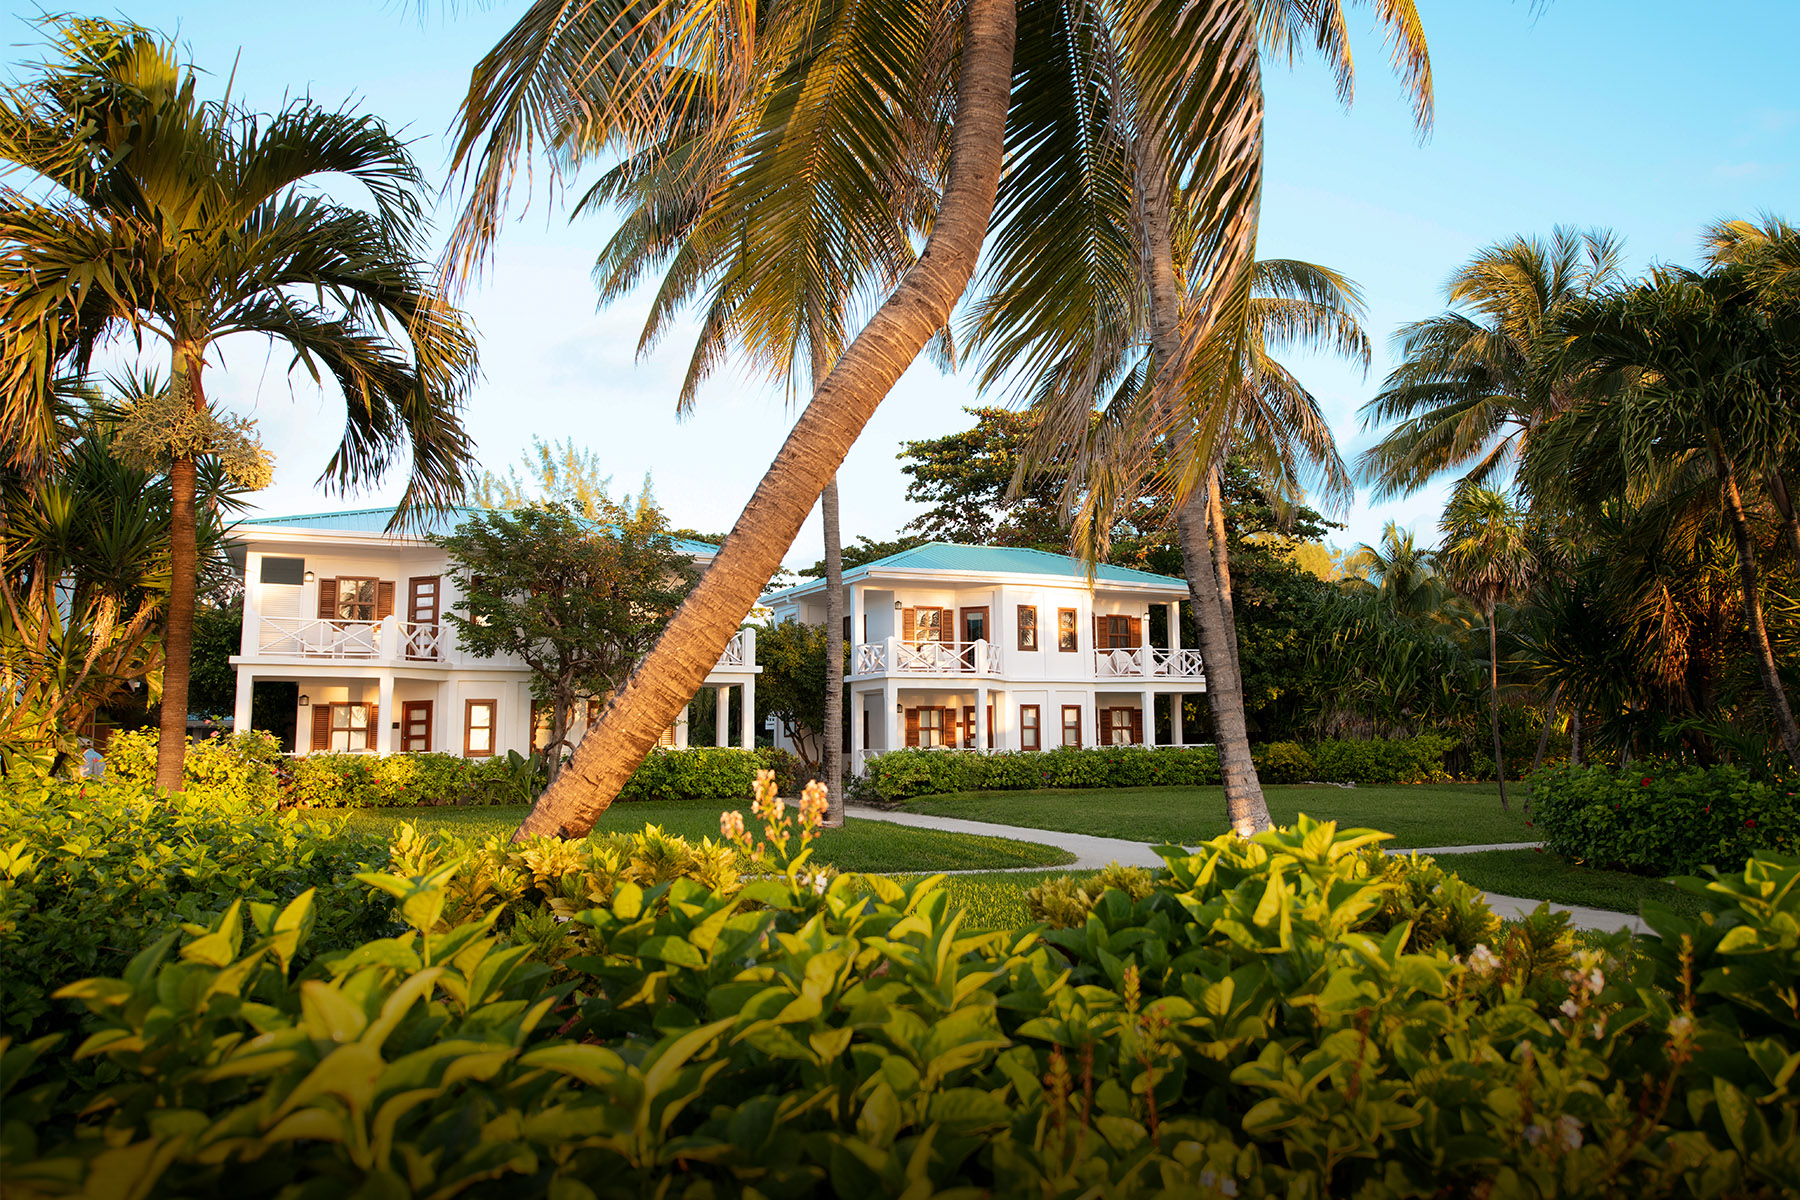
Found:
[849,807,1644,935]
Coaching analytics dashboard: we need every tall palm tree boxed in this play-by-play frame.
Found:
[1438,484,1534,809]
[1345,520,1442,619]
[1358,227,1623,499]
[450,0,1281,838]
[1540,266,1800,768]
[0,18,478,789]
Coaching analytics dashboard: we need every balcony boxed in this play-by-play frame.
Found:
[1093,646,1205,680]
[251,617,757,674]
[854,638,1004,676]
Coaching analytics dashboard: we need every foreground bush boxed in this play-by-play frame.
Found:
[8,803,1800,1196]
[855,745,1222,802]
[0,778,390,1043]
[1532,761,1800,875]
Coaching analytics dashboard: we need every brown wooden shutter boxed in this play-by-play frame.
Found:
[317,579,338,619]
[375,581,396,620]
[905,708,920,748]
[987,704,995,748]
[365,705,378,751]
[1129,616,1142,648]
[310,704,332,751]
[1099,708,1113,745]
[1094,615,1103,650]
[1131,707,1144,745]
[902,607,916,642]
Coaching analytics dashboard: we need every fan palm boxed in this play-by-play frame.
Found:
[0,18,478,788]
[1438,484,1534,809]
[450,0,1284,838]
[1358,227,1623,499]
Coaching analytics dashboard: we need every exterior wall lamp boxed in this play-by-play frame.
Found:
[303,571,316,583]
[298,694,310,707]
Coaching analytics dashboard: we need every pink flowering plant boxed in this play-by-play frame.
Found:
[718,769,837,898]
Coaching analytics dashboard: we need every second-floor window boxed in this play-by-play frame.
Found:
[1017,605,1038,651]
[903,606,945,643]
[336,577,378,622]
[1057,608,1078,652]
[1102,615,1135,649]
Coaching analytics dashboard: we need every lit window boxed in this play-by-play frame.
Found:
[330,703,371,752]
[1061,705,1081,747]
[466,700,497,757]
[337,577,378,622]
[1057,609,1078,652]
[1017,606,1038,651]
[917,707,944,748]
[1020,705,1040,751]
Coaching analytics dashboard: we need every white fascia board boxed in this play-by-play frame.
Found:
[779,565,1188,599]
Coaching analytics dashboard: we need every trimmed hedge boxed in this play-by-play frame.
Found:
[1310,732,1459,784]
[616,746,802,802]
[103,728,285,806]
[855,745,1223,802]
[1531,761,1800,875]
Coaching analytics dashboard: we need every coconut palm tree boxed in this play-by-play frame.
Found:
[1345,521,1442,620]
[1438,484,1535,809]
[451,0,1283,838]
[0,18,478,789]
[1540,266,1800,769]
[1358,227,1623,499]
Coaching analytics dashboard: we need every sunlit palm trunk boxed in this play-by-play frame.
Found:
[1136,126,1270,837]
[1719,456,1800,768]
[821,473,845,825]
[154,355,204,791]
[1486,608,1508,812]
[1206,462,1244,674]
[513,0,1019,839]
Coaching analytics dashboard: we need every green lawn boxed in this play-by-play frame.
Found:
[900,782,1533,848]
[1438,849,1702,918]
[317,799,1075,875]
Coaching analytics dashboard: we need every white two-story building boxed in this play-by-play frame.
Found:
[226,508,760,757]
[761,543,1206,769]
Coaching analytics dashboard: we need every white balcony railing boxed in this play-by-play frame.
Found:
[259,617,381,658]
[401,621,444,661]
[854,639,1002,676]
[716,629,755,669]
[1093,646,1206,679]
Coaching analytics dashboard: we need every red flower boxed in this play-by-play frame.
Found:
[1642,778,1652,787]
[1534,847,1545,854]
[1705,805,1711,814]
[1525,820,1534,827]
[1745,818,1757,828]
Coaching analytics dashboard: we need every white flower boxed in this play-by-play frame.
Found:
[1220,1182,1238,1197]
[813,873,828,895]
[1560,999,1581,1019]
[1524,1120,1548,1146]
[1555,1114,1583,1151]
[1466,943,1501,976]
[1591,1020,1606,1039]
[1667,1012,1694,1040]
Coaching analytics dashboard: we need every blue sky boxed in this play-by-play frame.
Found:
[12,0,1797,563]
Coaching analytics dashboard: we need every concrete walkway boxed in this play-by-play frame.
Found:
[849,809,1646,935]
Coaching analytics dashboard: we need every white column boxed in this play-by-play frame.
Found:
[851,687,865,769]
[376,672,396,754]
[1141,688,1154,746]
[242,552,263,655]
[715,685,730,747]
[989,688,1006,750]
[975,682,989,751]
[1171,692,1185,746]
[741,676,755,751]
[1169,601,1181,650]
[883,679,899,752]
[1083,692,1098,750]
[850,584,864,660]
[675,703,690,749]
[233,666,254,736]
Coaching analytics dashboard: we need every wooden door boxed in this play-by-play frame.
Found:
[959,607,989,670]
[401,700,433,752]
[408,576,440,624]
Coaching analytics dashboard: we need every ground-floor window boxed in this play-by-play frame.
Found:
[465,699,497,756]
[401,700,432,752]
[1100,706,1141,745]
[1020,705,1040,750]
[1061,704,1081,747]
[311,702,373,752]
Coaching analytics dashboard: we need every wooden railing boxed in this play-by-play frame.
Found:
[1092,646,1205,679]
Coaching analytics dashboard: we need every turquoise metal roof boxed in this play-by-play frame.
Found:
[235,507,720,559]
[764,542,1186,601]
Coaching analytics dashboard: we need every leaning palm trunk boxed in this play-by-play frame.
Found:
[1176,488,1269,834]
[514,0,1018,839]
[821,472,845,825]
[1135,128,1270,837]
[1766,468,1800,572]
[1718,456,1800,768]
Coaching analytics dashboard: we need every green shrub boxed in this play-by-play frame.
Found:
[12,816,1800,1197]
[103,728,285,806]
[616,746,762,801]
[1251,739,1315,783]
[1310,732,1458,784]
[854,745,1222,802]
[1531,761,1800,875]
[0,776,389,1044]
[753,746,802,794]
